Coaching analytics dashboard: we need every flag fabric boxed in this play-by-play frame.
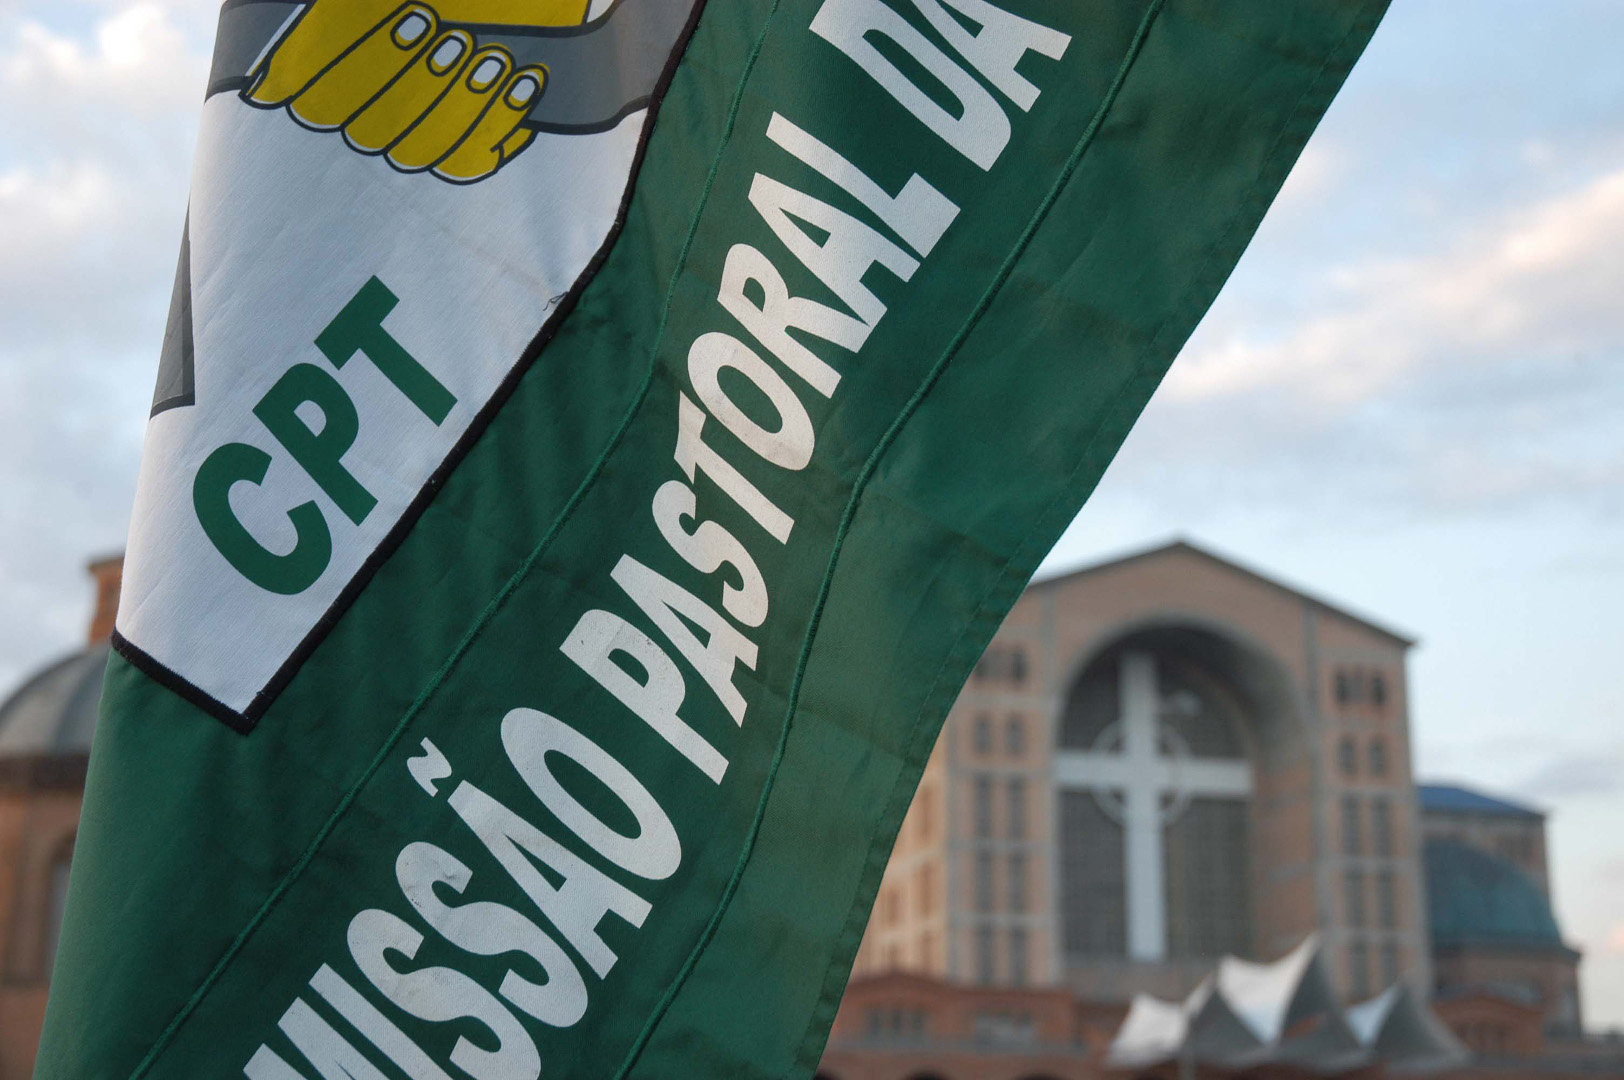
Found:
[37,0,1388,1077]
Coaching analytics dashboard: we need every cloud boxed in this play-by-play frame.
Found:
[1168,165,1624,406]
[0,3,209,157]
[0,0,211,691]
[2,5,193,95]
[0,3,206,342]
[1516,745,1624,802]
[1609,924,1624,954]
[1092,159,1624,532]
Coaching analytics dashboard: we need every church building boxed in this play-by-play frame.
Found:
[0,543,1611,1080]
[826,540,1614,1080]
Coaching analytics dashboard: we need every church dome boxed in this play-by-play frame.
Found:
[1424,838,1566,952]
[0,643,108,759]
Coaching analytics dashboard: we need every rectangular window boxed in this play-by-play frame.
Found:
[918,863,936,917]
[1009,927,1029,987]
[975,850,995,913]
[1007,777,1028,841]
[973,714,993,754]
[1349,940,1371,999]
[1342,794,1363,856]
[1377,869,1397,929]
[974,774,993,839]
[1008,852,1027,912]
[1005,716,1025,755]
[974,646,1028,684]
[1371,797,1393,857]
[1380,942,1400,986]
[975,925,995,985]
[1345,869,1367,927]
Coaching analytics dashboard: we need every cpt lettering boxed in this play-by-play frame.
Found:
[192,278,456,595]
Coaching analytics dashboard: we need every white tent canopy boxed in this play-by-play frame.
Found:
[1107,936,1467,1075]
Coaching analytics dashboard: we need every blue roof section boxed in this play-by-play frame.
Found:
[1424,839,1572,954]
[1418,783,1542,819]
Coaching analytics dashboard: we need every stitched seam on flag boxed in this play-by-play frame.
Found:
[117,0,796,1073]
[610,4,1169,1077]
[789,6,1385,1072]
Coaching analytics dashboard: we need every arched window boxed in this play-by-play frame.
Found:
[1005,715,1025,755]
[1371,797,1393,857]
[973,774,994,839]
[1342,794,1364,855]
[1338,735,1358,777]
[1009,927,1028,986]
[1348,940,1371,999]
[1008,852,1027,912]
[1058,643,1252,961]
[1007,776,1027,840]
[1367,737,1388,776]
[915,787,935,842]
[917,863,936,916]
[973,714,993,754]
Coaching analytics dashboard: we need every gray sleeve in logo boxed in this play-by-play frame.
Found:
[207,0,696,134]
[152,215,195,418]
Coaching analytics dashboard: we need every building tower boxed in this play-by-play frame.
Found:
[1419,783,1583,1044]
[0,556,117,1077]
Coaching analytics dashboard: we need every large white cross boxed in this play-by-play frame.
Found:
[1055,651,1251,961]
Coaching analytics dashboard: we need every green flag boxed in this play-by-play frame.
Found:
[38,0,1388,1076]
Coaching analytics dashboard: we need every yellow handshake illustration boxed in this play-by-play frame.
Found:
[247,0,590,183]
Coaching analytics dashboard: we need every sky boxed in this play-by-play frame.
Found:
[0,0,1621,1030]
